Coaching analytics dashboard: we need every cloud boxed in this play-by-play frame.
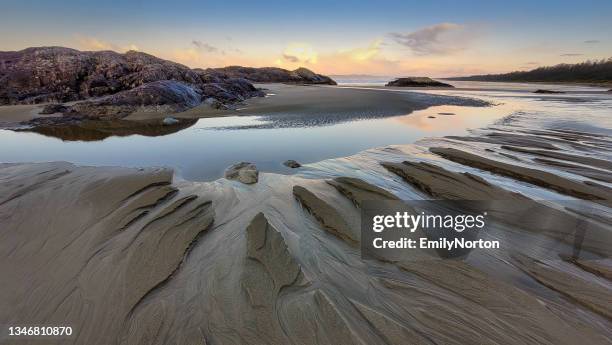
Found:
[524,61,539,65]
[75,35,139,52]
[389,23,475,55]
[339,39,382,61]
[282,54,299,63]
[191,40,218,53]
[560,53,583,57]
[309,40,400,75]
[584,40,600,44]
[280,43,318,65]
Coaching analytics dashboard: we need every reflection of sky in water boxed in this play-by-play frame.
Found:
[0,82,610,181]
[0,104,509,181]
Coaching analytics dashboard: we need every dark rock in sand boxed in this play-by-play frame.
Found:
[162,116,179,126]
[428,115,436,118]
[39,103,68,114]
[534,89,565,94]
[206,66,337,85]
[438,112,455,115]
[225,162,259,184]
[283,160,301,168]
[386,77,453,88]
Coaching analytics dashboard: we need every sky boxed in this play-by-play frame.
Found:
[1,0,611,77]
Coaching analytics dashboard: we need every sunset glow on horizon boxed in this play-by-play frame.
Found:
[2,0,611,77]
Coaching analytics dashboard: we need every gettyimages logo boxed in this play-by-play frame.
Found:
[361,199,607,262]
[372,211,487,233]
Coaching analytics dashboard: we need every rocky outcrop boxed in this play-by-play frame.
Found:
[386,77,453,87]
[206,66,337,85]
[39,103,69,114]
[162,116,179,126]
[283,159,301,168]
[224,162,259,184]
[68,80,203,118]
[0,46,265,119]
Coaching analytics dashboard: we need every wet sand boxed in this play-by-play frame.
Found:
[1,82,612,344]
[0,103,49,126]
[0,84,488,130]
[1,105,611,344]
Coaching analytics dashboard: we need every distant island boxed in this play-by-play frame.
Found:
[386,77,453,88]
[447,58,612,85]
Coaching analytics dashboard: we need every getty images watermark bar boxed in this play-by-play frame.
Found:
[361,200,610,262]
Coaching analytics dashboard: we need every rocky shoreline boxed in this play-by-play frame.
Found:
[0,47,336,126]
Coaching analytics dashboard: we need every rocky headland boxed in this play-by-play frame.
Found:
[0,47,336,126]
[206,66,337,85]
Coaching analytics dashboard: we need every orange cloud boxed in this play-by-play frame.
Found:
[75,35,139,52]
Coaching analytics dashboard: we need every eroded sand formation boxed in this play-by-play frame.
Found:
[1,116,611,344]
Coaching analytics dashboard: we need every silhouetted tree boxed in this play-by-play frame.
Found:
[449,58,612,83]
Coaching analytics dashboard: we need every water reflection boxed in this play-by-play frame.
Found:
[0,104,506,181]
[22,118,198,141]
[1,82,609,181]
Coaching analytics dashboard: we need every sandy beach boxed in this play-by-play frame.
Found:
[0,83,488,129]
[1,83,611,343]
[2,1,612,343]
[0,104,49,126]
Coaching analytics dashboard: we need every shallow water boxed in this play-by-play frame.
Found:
[0,81,610,181]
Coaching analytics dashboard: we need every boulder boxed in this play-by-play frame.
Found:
[224,162,259,184]
[68,80,202,118]
[39,103,69,114]
[162,117,179,125]
[283,160,301,168]
[385,77,453,87]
